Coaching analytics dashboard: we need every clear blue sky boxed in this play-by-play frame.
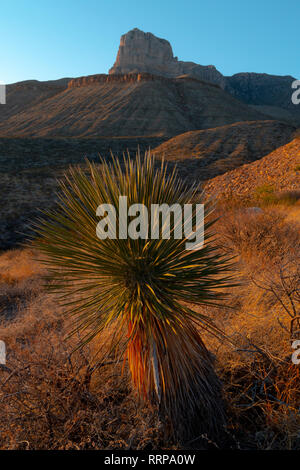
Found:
[1,0,299,84]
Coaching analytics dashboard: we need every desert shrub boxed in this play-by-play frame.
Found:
[217,208,300,263]
[208,204,300,449]
[251,256,300,340]
[33,152,236,443]
[221,352,300,450]
[0,311,165,450]
[0,254,166,451]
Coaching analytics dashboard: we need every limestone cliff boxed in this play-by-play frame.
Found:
[109,28,225,88]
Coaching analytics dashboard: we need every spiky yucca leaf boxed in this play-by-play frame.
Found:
[34,152,236,440]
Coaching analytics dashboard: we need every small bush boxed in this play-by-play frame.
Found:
[216,208,300,263]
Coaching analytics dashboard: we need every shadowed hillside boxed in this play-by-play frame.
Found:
[0,78,71,123]
[153,120,297,181]
[225,73,300,126]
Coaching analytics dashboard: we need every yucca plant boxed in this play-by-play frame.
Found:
[33,152,236,442]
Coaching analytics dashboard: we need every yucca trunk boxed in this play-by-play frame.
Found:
[127,315,226,441]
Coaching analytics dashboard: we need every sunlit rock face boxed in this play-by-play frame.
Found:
[109,28,225,88]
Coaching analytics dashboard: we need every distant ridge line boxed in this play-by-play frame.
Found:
[67,73,221,89]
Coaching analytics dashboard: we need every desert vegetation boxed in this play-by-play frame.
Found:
[0,156,299,450]
[31,153,237,442]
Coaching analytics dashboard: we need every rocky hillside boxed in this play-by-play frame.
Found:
[0,73,267,138]
[153,120,296,181]
[109,28,225,87]
[0,78,70,123]
[225,73,300,126]
[204,137,300,199]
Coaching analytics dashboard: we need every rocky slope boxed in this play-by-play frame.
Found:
[204,137,300,199]
[0,73,267,138]
[153,120,296,181]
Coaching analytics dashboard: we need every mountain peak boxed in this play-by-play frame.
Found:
[109,28,225,87]
[109,28,174,76]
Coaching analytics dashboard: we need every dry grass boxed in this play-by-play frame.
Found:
[215,206,300,263]
[203,204,300,449]
[0,248,43,284]
[0,204,300,449]
[0,265,167,450]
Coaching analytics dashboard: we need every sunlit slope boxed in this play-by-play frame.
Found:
[0,74,268,138]
[153,120,296,181]
[204,136,300,198]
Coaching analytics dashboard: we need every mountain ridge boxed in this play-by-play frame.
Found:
[153,120,297,181]
[108,28,300,126]
[0,73,268,138]
[1,28,299,136]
